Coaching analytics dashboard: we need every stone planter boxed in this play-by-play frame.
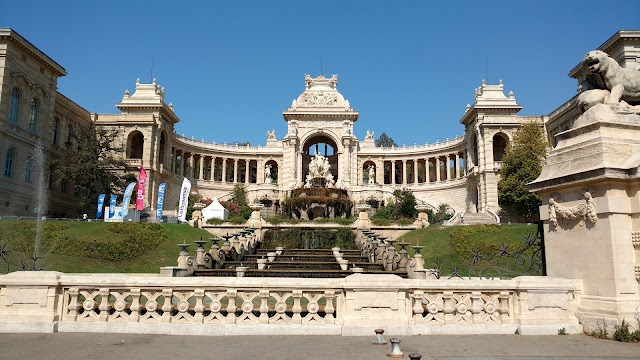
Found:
[338,259,349,270]
[267,252,277,262]
[256,259,268,270]
[236,266,248,277]
[275,246,285,256]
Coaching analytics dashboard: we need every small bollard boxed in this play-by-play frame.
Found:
[408,353,422,360]
[387,338,403,358]
[373,328,387,345]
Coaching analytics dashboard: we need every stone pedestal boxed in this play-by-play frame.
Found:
[529,104,640,333]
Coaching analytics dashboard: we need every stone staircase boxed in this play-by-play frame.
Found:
[193,248,408,278]
[456,212,499,225]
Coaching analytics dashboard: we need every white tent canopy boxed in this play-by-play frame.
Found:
[202,198,229,221]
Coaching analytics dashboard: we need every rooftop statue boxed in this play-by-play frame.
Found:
[577,50,640,113]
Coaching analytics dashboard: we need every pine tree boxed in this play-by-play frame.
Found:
[375,132,397,147]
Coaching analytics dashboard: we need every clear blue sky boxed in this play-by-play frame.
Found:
[3,1,638,146]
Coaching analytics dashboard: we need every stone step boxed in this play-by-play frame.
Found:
[193,268,408,278]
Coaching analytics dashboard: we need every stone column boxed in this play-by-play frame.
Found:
[391,161,396,185]
[402,160,407,185]
[233,159,238,183]
[189,154,194,178]
[171,148,176,173]
[435,157,441,182]
[198,155,204,180]
[426,158,430,183]
[222,158,227,183]
[455,152,461,179]
[245,160,250,183]
[413,159,418,184]
[178,151,184,177]
[446,154,451,180]
[209,157,215,181]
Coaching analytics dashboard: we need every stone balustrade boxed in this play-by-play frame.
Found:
[0,272,582,336]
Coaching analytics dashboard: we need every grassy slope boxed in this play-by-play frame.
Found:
[399,223,538,275]
[0,221,212,274]
[0,221,537,275]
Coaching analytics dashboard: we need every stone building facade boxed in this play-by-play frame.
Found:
[1,28,638,219]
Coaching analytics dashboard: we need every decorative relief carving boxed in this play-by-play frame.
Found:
[299,91,338,107]
[548,191,597,228]
[636,265,640,283]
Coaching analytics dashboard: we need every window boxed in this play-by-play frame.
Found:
[25,157,32,183]
[4,148,16,178]
[28,98,38,132]
[52,117,59,145]
[9,87,20,124]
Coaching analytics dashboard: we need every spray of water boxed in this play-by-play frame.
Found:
[31,140,48,260]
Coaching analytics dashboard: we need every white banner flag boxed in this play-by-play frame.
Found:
[176,177,191,222]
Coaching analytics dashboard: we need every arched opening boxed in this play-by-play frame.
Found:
[492,133,509,162]
[471,132,479,167]
[362,160,376,185]
[302,135,338,184]
[9,87,21,125]
[264,160,278,184]
[159,130,167,165]
[128,131,144,159]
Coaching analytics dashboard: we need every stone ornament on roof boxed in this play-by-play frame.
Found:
[288,74,353,111]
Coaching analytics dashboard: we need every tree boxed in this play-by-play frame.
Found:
[498,122,548,218]
[375,132,397,147]
[52,125,135,216]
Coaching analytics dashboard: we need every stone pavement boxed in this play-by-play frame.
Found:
[1,333,639,359]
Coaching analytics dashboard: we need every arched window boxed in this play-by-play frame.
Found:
[492,133,509,162]
[25,156,32,183]
[9,87,21,124]
[159,131,167,165]
[4,148,16,178]
[128,131,144,159]
[52,117,59,145]
[28,98,39,132]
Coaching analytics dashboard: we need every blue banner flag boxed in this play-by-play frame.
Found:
[120,182,137,218]
[97,194,106,218]
[109,195,117,219]
[156,183,167,219]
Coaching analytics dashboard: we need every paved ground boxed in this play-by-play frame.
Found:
[1,333,639,359]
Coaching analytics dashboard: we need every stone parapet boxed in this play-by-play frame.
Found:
[0,272,581,336]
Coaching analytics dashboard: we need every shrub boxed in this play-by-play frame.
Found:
[613,319,640,342]
[206,218,225,225]
[229,215,247,225]
[261,228,357,249]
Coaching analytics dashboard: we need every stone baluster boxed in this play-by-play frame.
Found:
[226,290,237,324]
[397,242,409,272]
[259,289,270,324]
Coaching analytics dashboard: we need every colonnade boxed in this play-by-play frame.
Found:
[169,148,278,184]
[368,151,465,185]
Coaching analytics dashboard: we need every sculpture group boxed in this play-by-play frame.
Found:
[304,152,335,188]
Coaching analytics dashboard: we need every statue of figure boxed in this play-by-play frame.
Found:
[291,99,297,110]
[304,74,312,89]
[368,165,375,185]
[265,164,272,183]
[577,50,640,113]
[267,129,277,141]
[365,130,374,141]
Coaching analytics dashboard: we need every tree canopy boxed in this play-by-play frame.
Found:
[497,122,548,218]
[52,125,135,216]
[375,132,397,147]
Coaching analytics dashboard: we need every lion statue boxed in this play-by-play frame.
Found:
[577,50,640,113]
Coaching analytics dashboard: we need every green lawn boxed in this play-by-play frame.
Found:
[398,223,540,277]
[0,221,212,273]
[0,220,540,276]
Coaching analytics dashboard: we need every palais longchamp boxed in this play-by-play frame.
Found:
[1,28,638,220]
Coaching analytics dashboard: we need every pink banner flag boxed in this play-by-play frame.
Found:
[135,167,147,211]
